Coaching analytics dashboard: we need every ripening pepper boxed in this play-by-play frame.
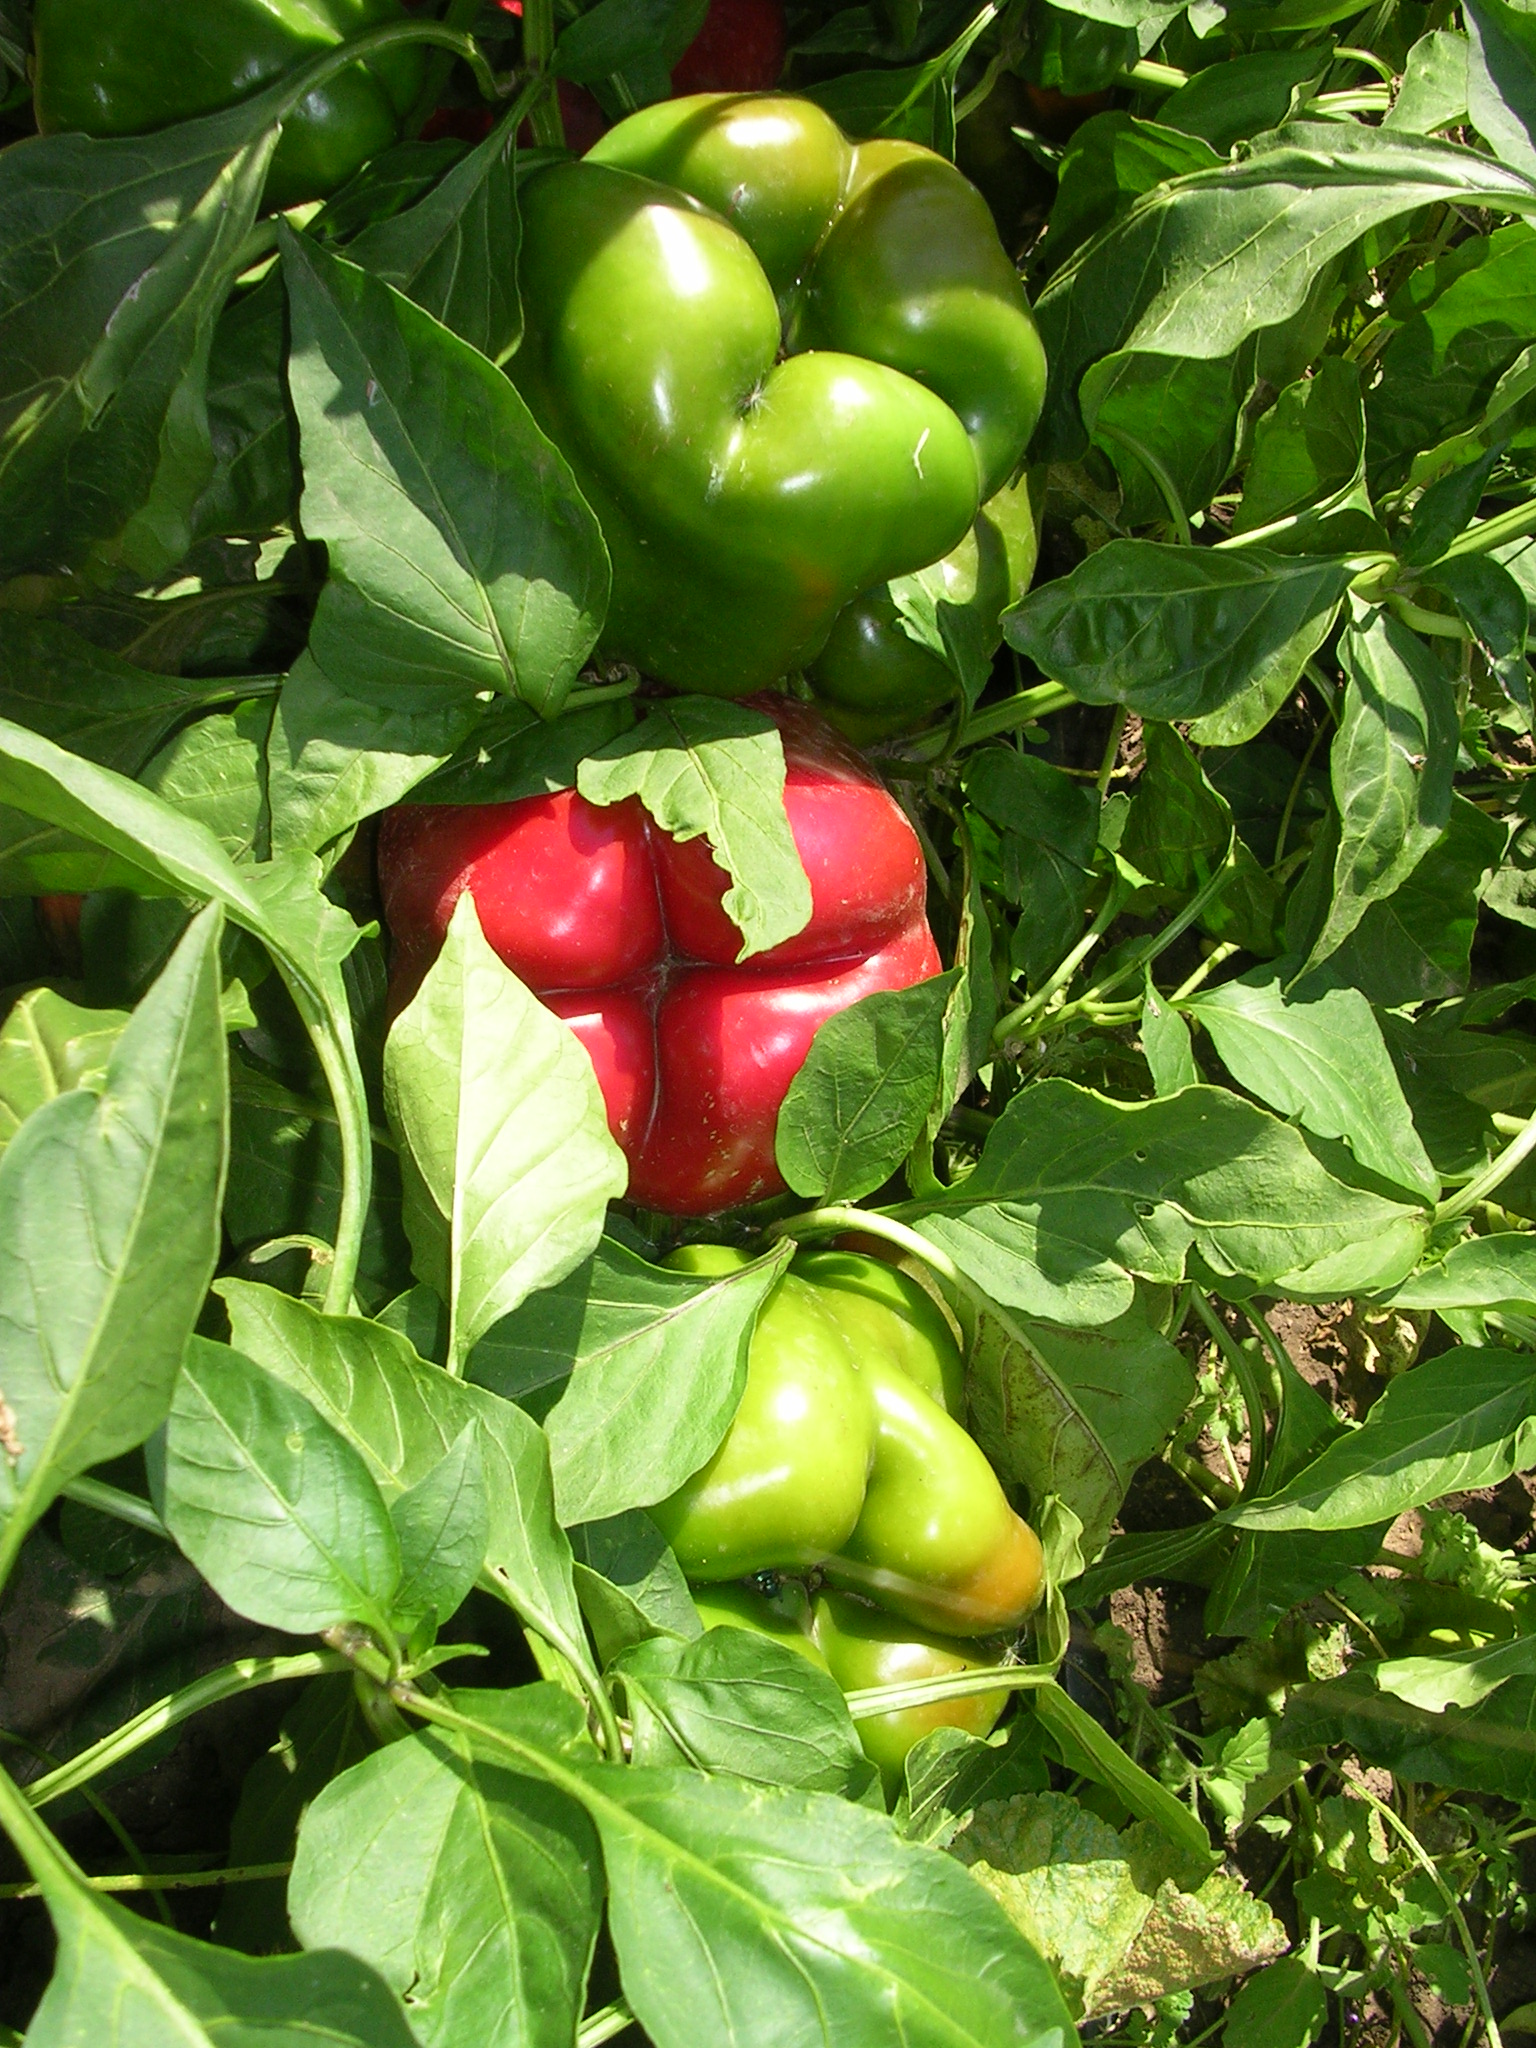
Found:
[378,699,939,1216]
[650,1244,1044,1640]
[30,0,425,212]
[511,93,1047,699]
[806,470,1040,745]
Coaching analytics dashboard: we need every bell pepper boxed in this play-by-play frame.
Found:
[813,1591,1010,1798]
[30,0,425,212]
[378,699,939,1215]
[511,93,1047,699]
[807,471,1040,744]
[650,1244,1044,1640]
[690,1577,828,1670]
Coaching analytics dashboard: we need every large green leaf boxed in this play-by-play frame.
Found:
[289,1688,601,2048]
[0,907,226,1585]
[1466,0,1536,178]
[1390,1232,1536,1311]
[162,1336,402,1638]
[470,1236,793,1527]
[0,987,127,1159]
[1300,608,1458,975]
[383,893,626,1372]
[576,697,812,960]
[776,975,955,1202]
[0,616,221,775]
[1232,1348,1536,1531]
[1034,122,1536,459]
[904,1079,1424,1326]
[0,97,281,572]
[282,228,608,722]
[1003,544,1350,724]
[1185,966,1437,1202]
[218,1280,595,1682]
[1279,1669,1536,1799]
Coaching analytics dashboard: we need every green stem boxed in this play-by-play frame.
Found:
[1096,705,1129,796]
[521,0,565,148]
[843,1664,1055,1718]
[1441,496,1536,561]
[578,2004,637,2048]
[277,20,504,126]
[275,963,371,1317]
[1387,594,1472,640]
[1094,424,1192,544]
[1437,1100,1536,1222]
[1076,839,1240,1012]
[0,1756,96,1906]
[960,681,1076,747]
[59,1477,168,1540]
[0,1860,293,1902]
[992,884,1127,1046]
[1271,718,1329,869]
[1167,940,1237,1004]
[1120,57,1188,90]
[766,1206,1004,1326]
[1346,1779,1502,2048]
[403,0,486,138]
[1190,1292,1269,1493]
[23,1654,344,1810]
[563,678,640,710]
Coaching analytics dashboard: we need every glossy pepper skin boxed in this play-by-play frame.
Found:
[807,471,1040,745]
[511,94,1047,697]
[31,0,424,212]
[648,1247,875,1579]
[824,1347,1044,1638]
[377,699,939,1215]
[792,1247,965,1417]
[690,1577,827,1668]
[814,1590,1009,1798]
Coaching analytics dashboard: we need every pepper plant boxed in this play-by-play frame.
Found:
[4,0,1536,2044]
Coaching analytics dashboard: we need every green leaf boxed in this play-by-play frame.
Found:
[1375,1632,1536,1714]
[1232,1347,1536,1531]
[1466,0,1536,178]
[962,1296,1195,1554]
[192,272,293,540]
[911,1078,1423,1326]
[1036,123,1536,460]
[1222,1956,1329,2048]
[1142,983,1200,1095]
[1083,348,1251,529]
[1041,113,1221,280]
[616,1627,879,1800]
[162,1336,402,1638]
[1390,1232,1536,1311]
[1033,1690,1218,1876]
[570,1508,700,1665]
[0,616,221,776]
[1386,31,1471,137]
[0,98,280,573]
[0,907,226,1582]
[1229,357,1368,545]
[1424,553,1533,723]
[949,1789,1279,2019]
[1003,543,1351,724]
[388,1423,487,1629]
[471,1236,793,1528]
[140,701,270,864]
[1279,1669,1536,1799]
[1185,965,1437,1202]
[1312,792,1505,1004]
[964,749,1098,987]
[4,1791,421,2048]
[576,1763,1078,2048]
[1300,608,1458,976]
[289,1687,602,2048]
[218,1281,595,1683]
[383,892,626,1372]
[411,698,636,807]
[776,974,954,1201]
[1158,49,1332,154]
[281,227,609,720]
[898,1720,1052,1849]
[576,697,812,961]
[0,988,127,1159]
[1121,725,1279,953]
[347,110,523,365]
[554,0,708,92]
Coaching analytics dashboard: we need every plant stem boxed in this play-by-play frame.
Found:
[1077,840,1241,1013]
[403,0,486,136]
[961,681,1077,746]
[1094,424,1192,544]
[59,1477,168,1539]
[0,1861,293,1902]
[843,1664,1056,1718]
[1121,57,1188,89]
[521,0,565,146]
[276,964,371,1316]
[23,1654,345,1810]
[1437,1101,1536,1221]
[1190,1292,1269,1492]
[564,678,640,710]
[992,884,1127,1046]
[1388,594,1473,639]
[578,2004,637,2048]
[1167,941,1238,1004]
[1441,496,1536,561]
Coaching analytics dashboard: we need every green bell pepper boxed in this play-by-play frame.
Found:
[31,0,425,212]
[807,470,1040,744]
[512,93,1047,698]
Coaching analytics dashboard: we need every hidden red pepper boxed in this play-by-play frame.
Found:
[378,702,940,1215]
